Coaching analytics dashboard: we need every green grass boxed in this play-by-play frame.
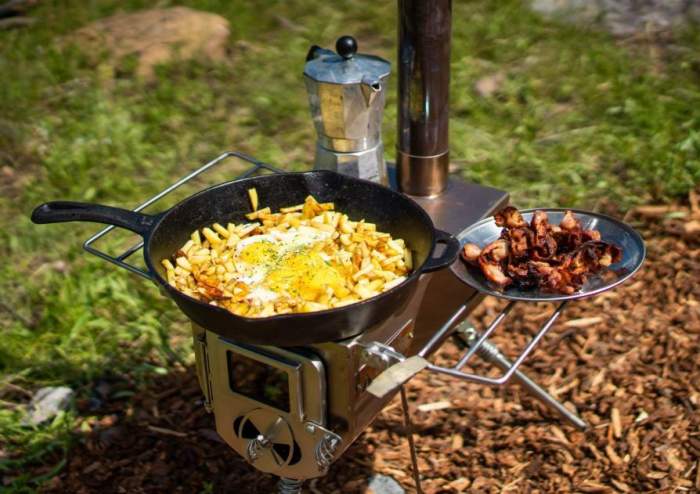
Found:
[0,0,698,491]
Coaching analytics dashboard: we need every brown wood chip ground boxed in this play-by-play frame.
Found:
[36,211,699,493]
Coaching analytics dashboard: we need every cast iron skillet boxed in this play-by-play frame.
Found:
[31,170,459,346]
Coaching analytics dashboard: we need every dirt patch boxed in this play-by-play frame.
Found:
[69,7,230,80]
[34,211,699,493]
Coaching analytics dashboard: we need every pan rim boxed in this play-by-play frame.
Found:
[143,170,440,325]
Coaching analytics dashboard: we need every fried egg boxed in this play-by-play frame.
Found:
[234,226,344,305]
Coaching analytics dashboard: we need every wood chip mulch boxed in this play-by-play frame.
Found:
[38,206,699,494]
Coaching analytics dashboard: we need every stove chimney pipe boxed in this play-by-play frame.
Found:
[396,0,451,197]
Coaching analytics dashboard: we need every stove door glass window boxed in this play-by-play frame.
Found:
[227,351,290,413]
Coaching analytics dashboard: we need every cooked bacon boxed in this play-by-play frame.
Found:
[480,262,512,287]
[478,239,512,287]
[560,210,581,231]
[461,243,482,263]
[583,229,601,241]
[480,239,509,263]
[504,227,532,258]
[494,206,527,228]
[463,207,622,294]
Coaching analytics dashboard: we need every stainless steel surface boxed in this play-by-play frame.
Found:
[305,36,390,183]
[303,38,390,86]
[426,301,569,385]
[361,341,406,370]
[396,150,449,196]
[451,208,646,302]
[315,433,341,470]
[397,0,451,195]
[204,335,341,479]
[314,141,387,185]
[82,151,281,280]
[245,416,288,463]
[79,150,513,480]
[304,73,386,152]
[456,323,588,431]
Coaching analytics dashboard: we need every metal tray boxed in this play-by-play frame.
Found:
[450,208,646,302]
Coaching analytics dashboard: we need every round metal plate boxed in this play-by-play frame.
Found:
[450,208,646,302]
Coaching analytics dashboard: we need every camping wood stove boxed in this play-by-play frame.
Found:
[73,2,632,492]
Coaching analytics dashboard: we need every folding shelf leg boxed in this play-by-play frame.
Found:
[455,322,588,431]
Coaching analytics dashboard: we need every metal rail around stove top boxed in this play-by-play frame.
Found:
[82,152,281,280]
[80,150,569,412]
[80,151,585,493]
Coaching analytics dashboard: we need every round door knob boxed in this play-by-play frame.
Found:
[336,35,357,59]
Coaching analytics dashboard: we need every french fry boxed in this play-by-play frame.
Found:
[202,228,221,245]
[237,223,258,237]
[213,223,230,239]
[248,188,259,211]
[280,204,304,213]
[384,276,406,290]
[167,194,413,318]
[403,248,413,270]
[176,257,192,271]
[245,207,271,220]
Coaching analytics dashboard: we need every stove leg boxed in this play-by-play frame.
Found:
[277,477,303,494]
[457,325,589,431]
[400,386,424,494]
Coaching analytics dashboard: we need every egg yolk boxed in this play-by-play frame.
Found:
[238,241,278,266]
[267,251,344,300]
[238,240,345,301]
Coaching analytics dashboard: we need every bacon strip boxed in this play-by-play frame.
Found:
[462,208,623,294]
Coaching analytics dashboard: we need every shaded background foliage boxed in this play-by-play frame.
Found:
[0,0,698,491]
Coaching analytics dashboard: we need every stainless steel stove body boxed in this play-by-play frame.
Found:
[191,178,508,479]
[77,0,523,486]
[71,1,623,490]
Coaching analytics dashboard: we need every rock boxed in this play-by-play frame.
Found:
[530,0,602,24]
[70,7,230,79]
[366,474,405,494]
[27,386,74,425]
[529,0,700,36]
[474,72,505,98]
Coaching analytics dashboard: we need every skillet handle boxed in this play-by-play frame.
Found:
[421,229,460,273]
[31,201,157,238]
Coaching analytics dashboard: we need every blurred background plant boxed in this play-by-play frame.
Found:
[0,0,698,491]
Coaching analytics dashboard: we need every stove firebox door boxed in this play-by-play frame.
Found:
[205,334,342,479]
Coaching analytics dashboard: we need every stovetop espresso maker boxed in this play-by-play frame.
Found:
[304,35,390,184]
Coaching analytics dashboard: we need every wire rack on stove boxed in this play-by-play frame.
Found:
[82,152,282,280]
[83,150,573,401]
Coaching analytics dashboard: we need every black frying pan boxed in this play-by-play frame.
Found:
[31,171,459,346]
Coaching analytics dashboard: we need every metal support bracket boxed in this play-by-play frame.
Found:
[388,297,576,494]
[425,300,568,385]
[366,298,568,398]
[455,323,588,430]
[195,333,214,413]
[82,151,282,278]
